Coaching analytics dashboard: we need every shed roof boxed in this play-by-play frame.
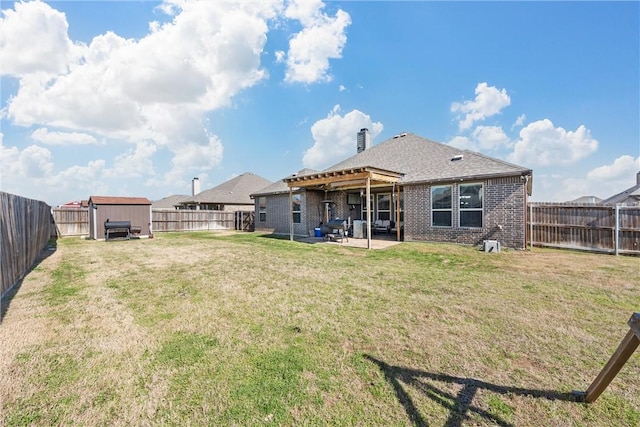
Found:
[182,172,272,205]
[89,196,151,205]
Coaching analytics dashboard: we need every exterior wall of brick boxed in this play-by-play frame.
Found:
[404,176,527,249]
[254,190,326,236]
[256,175,527,248]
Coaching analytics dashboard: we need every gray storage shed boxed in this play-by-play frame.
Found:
[88,196,152,240]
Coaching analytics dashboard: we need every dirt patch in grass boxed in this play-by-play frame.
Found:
[1,233,639,426]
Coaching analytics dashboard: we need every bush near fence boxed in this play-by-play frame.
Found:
[1,192,52,297]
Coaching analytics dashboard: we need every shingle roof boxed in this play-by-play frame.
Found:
[251,133,531,197]
[600,173,640,206]
[183,172,272,205]
[568,196,602,204]
[325,133,531,184]
[152,194,190,209]
[251,168,319,196]
[89,196,152,205]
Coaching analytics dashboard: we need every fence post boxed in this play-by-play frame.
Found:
[529,203,534,249]
[574,313,640,403]
[614,205,619,256]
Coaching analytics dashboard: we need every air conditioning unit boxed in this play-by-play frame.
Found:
[483,240,501,253]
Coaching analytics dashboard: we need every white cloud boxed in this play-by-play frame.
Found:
[31,128,99,145]
[106,141,157,178]
[587,155,640,181]
[275,50,285,63]
[284,0,351,84]
[1,1,282,181]
[171,136,224,172]
[303,105,383,169]
[18,145,54,178]
[512,114,526,129]
[338,84,346,92]
[48,159,108,196]
[532,156,640,202]
[447,126,511,152]
[451,82,511,131]
[447,136,474,150]
[0,0,79,76]
[472,126,511,150]
[508,119,598,166]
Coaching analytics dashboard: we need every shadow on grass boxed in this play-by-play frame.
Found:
[364,355,579,427]
[1,238,58,322]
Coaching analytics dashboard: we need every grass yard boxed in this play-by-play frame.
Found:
[1,231,639,426]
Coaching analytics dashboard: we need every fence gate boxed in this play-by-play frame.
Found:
[234,211,254,231]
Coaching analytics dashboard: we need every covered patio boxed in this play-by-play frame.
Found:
[283,166,404,249]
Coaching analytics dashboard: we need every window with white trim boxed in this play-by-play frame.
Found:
[459,183,483,228]
[292,194,301,224]
[258,197,266,222]
[431,185,452,227]
[377,193,391,220]
[361,194,374,219]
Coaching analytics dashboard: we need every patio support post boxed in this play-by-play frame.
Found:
[289,187,293,241]
[366,176,372,250]
[395,184,401,242]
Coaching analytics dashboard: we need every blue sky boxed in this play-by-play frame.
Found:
[1,0,638,206]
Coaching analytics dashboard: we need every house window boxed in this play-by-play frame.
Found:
[377,193,391,220]
[459,183,483,228]
[431,185,452,227]
[292,194,301,224]
[258,197,266,222]
[361,194,374,219]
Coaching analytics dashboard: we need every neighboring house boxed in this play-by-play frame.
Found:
[179,172,272,211]
[152,194,191,209]
[88,196,152,240]
[600,172,640,206]
[252,131,533,249]
[568,196,602,204]
[59,200,89,208]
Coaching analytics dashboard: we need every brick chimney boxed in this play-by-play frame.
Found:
[192,177,201,196]
[357,128,370,153]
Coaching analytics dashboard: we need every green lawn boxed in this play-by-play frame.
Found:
[1,232,638,426]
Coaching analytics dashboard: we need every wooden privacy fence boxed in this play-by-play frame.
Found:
[527,203,640,255]
[152,209,246,233]
[51,208,89,236]
[1,192,52,297]
[51,208,255,235]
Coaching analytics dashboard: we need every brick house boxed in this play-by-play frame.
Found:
[252,131,532,249]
